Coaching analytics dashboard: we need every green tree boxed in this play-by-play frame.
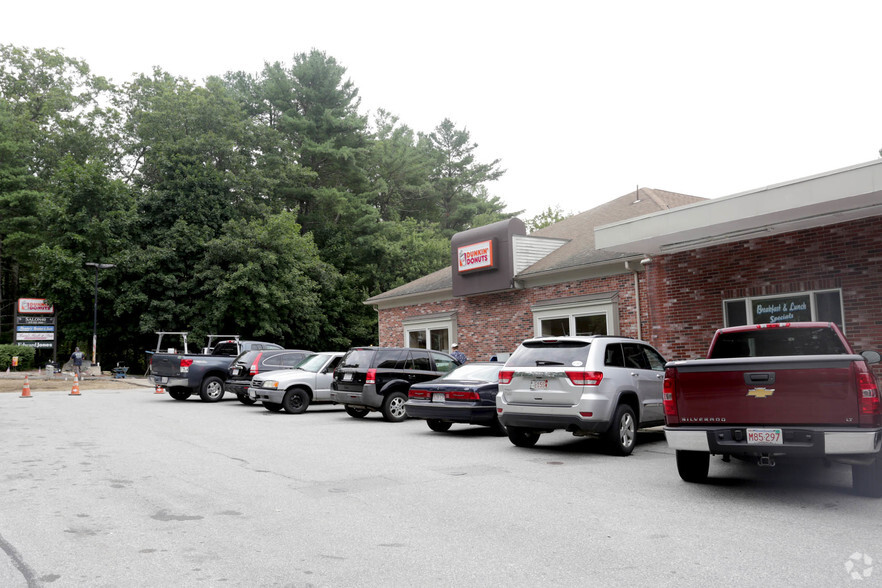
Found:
[526,205,571,232]
[420,118,511,232]
[190,212,339,348]
[0,45,121,346]
[365,109,434,222]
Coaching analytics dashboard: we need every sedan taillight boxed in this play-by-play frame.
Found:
[409,389,429,399]
[447,390,481,401]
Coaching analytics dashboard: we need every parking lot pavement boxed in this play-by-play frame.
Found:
[2,387,882,586]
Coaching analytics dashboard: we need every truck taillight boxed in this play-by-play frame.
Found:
[366,369,377,385]
[180,358,193,373]
[499,370,514,385]
[250,352,264,376]
[663,368,678,416]
[566,371,603,385]
[858,372,880,415]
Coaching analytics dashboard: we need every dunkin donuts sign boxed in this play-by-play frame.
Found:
[457,240,494,273]
[18,298,54,314]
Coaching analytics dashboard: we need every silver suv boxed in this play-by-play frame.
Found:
[496,336,667,455]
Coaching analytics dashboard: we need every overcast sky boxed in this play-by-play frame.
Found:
[3,1,881,218]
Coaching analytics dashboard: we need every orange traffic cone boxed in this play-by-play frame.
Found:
[70,373,81,396]
[154,384,165,394]
[20,375,32,398]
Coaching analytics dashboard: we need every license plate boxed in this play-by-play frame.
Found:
[432,393,445,403]
[159,377,168,384]
[342,373,353,381]
[530,380,549,390]
[746,428,782,445]
[248,389,256,400]
[231,368,240,376]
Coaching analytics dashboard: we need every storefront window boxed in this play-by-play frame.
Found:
[403,314,454,352]
[723,289,844,331]
[539,314,608,337]
[532,296,617,338]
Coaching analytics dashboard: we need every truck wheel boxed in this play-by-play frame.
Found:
[344,405,370,418]
[427,419,452,432]
[282,388,310,414]
[199,376,225,403]
[381,392,408,422]
[263,402,284,412]
[168,388,191,401]
[237,394,256,406]
[852,458,882,497]
[606,404,637,456]
[676,450,710,483]
[507,427,540,448]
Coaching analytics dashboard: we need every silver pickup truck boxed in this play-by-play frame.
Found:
[248,352,344,413]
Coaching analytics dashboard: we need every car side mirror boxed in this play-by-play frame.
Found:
[861,350,881,365]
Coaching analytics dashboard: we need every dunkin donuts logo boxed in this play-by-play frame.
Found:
[457,240,494,272]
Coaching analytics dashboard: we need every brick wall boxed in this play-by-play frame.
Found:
[645,216,882,361]
[378,272,645,361]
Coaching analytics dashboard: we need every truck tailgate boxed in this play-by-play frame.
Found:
[671,355,861,425]
[150,354,183,377]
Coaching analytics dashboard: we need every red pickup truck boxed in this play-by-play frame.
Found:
[662,322,882,496]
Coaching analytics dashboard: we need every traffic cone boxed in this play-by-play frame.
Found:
[70,373,81,396]
[154,384,165,394]
[20,375,32,399]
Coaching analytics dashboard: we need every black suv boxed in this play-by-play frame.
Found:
[225,349,312,404]
[331,347,460,422]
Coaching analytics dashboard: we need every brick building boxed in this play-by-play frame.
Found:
[366,159,882,363]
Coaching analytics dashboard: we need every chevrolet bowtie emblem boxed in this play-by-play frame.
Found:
[747,387,775,398]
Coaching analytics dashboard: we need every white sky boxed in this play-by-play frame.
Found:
[3,1,882,218]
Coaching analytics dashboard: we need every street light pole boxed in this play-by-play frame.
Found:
[85,262,116,372]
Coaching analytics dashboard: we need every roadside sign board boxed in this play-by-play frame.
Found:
[14,297,57,361]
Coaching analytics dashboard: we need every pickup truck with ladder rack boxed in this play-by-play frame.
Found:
[148,332,282,402]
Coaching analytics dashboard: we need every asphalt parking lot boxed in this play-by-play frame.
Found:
[2,386,882,587]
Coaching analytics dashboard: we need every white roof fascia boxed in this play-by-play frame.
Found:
[595,159,882,254]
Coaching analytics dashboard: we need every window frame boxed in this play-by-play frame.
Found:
[722,288,845,332]
[402,313,455,353]
[531,297,618,338]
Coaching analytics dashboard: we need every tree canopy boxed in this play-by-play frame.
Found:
[0,45,517,367]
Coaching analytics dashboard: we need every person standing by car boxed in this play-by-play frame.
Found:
[70,347,85,378]
[451,343,467,364]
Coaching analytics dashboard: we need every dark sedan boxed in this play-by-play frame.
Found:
[404,362,505,434]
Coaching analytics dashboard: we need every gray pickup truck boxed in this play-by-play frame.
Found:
[149,333,282,402]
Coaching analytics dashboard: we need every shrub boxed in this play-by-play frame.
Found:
[0,345,37,371]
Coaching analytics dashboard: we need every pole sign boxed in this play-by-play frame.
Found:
[18,298,54,314]
[13,298,57,360]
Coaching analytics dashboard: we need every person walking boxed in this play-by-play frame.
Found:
[70,347,85,378]
[450,343,467,364]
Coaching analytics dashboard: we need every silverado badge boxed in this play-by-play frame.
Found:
[746,387,775,399]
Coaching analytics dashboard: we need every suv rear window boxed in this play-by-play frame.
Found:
[506,340,591,367]
[341,349,375,368]
[233,350,260,366]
